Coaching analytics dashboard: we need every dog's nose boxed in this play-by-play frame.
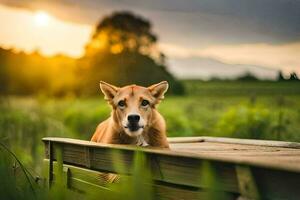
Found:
[127,114,140,123]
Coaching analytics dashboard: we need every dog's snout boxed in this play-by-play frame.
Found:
[128,114,140,123]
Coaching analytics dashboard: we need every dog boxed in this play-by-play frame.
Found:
[91,81,169,148]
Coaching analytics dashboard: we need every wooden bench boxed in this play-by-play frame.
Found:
[43,136,300,200]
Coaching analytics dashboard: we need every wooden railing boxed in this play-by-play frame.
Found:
[43,137,300,200]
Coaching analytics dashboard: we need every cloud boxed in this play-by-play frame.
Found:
[160,42,300,75]
[1,0,299,78]
[1,0,300,46]
[0,4,92,57]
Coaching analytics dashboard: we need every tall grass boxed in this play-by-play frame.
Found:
[0,97,75,172]
[1,94,300,170]
[1,92,299,198]
[0,144,154,200]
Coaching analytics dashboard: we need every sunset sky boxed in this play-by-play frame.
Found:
[0,0,299,79]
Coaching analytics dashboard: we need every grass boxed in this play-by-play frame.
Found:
[1,91,300,167]
[0,144,161,200]
[183,80,300,96]
[1,81,300,198]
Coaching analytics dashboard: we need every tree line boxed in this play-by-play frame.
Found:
[0,11,184,97]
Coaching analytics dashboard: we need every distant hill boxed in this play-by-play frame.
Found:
[167,56,279,80]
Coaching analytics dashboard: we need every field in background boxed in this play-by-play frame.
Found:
[184,80,300,96]
[1,81,300,172]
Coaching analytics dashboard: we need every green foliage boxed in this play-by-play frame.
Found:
[79,51,184,95]
[91,150,154,200]
[288,72,299,81]
[1,82,300,198]
[0,144,154,200]
[0,11,184,97]
[277,70,285,81]
[236,72,258,81]
[62,100,110,139]
[81,11,184,95]
[215,104,272,139]
[199,161,232,199]
[85,11,157,55]
[183,80,300,96]
[0,153,35,200]
[0,82,300,193]
[1,92,300,174]
[0,98,74,169]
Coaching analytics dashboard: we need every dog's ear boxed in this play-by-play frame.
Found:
[100,81,119,102]
[148,81,169,103]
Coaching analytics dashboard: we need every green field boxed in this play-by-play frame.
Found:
[1,81,300,170]
[1,81,300,199]
[184,80,300,96]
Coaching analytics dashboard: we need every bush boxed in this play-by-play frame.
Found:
[0,99,72,170]
[215,104,272,139]
[63,104,110,139]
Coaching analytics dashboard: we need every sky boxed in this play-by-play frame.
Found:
[0,0,300,79]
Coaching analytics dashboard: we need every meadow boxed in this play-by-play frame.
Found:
[1,81,300,170]
[1,80,300,199]
[1,4,299,199]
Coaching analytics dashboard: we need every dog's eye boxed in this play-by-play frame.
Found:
[118,100,126,108]
[141,100,149,107]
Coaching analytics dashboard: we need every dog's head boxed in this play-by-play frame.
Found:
[100,81,168,137]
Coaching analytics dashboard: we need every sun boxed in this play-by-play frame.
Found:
[34,11,50,27]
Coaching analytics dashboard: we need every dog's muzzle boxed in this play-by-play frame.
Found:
[125,114,144,132]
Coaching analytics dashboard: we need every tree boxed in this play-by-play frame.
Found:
[85,11,157,57]
[0,49,9,94]
[277,70,285,81]
[80,11,184,95]
[288,72,299,81]
[236,72,258,81]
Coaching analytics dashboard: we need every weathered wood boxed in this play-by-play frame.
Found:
[44,140,239,192]
[43,136,300,200]
[154,184,237,200]
[47,141,53,188]
[48,160,238,200]
[170,142,300,173]
[251,167,300,200]
[168,136,300,149]
[50,160,111,193]
[236,165,260,199]
[43,137,300,173]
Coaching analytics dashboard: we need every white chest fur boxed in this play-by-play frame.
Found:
[136,135,149,147]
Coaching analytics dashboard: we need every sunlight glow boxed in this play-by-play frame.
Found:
[0,5,92,57]
[34,11,51,27]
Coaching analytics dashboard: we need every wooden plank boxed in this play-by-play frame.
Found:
[251,167,300,200]
[52,160,109,186]
[45,143,240,192]
[236,165,260,199]
[154,183,237,200]
[168,136,300,149]
[70,178,109,193]
[43,136,300,148]
[170,142,300,173]
[169,141,300,151]
[152,155,239,192]
[42,158,50,188]
[63,166,70,188]
[43,137,300,173]
[47,159,300,200]
[48,141,53,188]
[49,160,238,200]
[42,137,300,200]
[51,160,111,192]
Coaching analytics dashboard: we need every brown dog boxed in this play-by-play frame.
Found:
[91,81,169,148]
